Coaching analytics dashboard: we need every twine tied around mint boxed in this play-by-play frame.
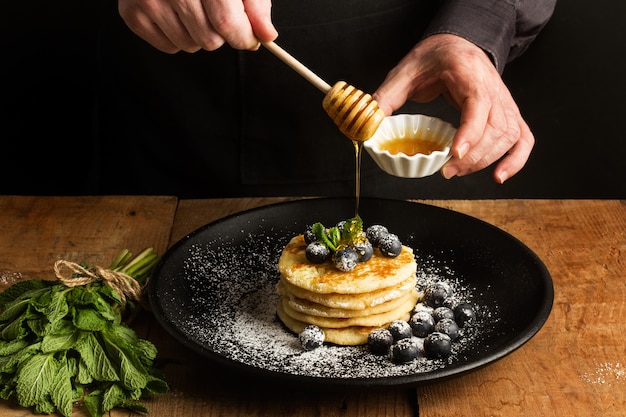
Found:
[54,260,142,307]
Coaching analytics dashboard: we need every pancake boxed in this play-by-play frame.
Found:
[276,232,419,346]
[282,285,419,318]
[276,275,416,310]
[278,235,417,294]
[276,301,401,346]
[280,288,418,328]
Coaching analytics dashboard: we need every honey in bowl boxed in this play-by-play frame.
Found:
[378,136,444,156]
[364,114,456,178]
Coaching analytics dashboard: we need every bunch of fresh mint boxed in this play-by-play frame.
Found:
[0,248,168,417]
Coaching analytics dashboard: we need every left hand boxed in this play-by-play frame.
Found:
[373,34,534,184]
[118,0,277,53]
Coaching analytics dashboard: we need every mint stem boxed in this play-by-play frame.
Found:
[108,249,132,270]
[107,248,160,286]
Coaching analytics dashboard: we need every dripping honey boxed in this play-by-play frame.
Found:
[379,136,443,156]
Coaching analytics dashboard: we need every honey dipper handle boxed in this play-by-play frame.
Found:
[262,41,331,93]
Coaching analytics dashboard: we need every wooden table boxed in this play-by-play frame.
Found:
[0,196,624,417]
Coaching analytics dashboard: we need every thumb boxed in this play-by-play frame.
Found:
[245,0,278,41]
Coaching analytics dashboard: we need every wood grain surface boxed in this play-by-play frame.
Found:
[0,197,623,417]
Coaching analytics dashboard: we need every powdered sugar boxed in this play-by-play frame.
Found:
[156,229,499,383]
[581,362,625,386]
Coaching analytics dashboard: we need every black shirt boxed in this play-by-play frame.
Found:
[94,0,555,198]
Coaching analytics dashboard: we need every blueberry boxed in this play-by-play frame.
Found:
[434,318,460,341]
[423,332,452,359]
[367,328,394,355]
[305,241,331,264]
[353,240,373,262]
[299,325,325,351]
[412,302,434,316]
[388,320,412,341]
[378,233,402,257]
[303,226,317,244]
[442,297,459,310]
[432,306,455,322]
[454,302,476,327]
[334,247,359,271]
[409,311,435,338]
[423,282,452,308]
[391,338,419,363]
[365,225,388,246]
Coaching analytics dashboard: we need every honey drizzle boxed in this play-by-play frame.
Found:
[352,139,363,217]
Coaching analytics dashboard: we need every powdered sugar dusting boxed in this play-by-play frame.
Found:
[157,227,499,382]
[581,362,625,386]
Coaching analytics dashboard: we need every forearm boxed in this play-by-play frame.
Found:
[423,0,557,72]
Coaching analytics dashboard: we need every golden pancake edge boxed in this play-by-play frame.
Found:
[276,234,419,346]
[278,235,417,294]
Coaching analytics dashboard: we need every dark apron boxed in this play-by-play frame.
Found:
[95,0,459,198]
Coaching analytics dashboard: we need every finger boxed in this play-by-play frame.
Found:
[372,70,414,116]
[444,99,531,181]
[441,94,504,179]
[493,120,534,183]
[134,20,183,53]
[172,0,226,51]
[473,92,529,180]
[244,0,278,41]
[455,101,517,176]
[119,4,181,53]
[160,11,208,52]
[452,95,490,160]
[120,1,204,53]
[202,0,259,50]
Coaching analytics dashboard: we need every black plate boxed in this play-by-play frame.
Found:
[149,197,553,387]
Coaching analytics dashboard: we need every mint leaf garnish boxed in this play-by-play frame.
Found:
[310,216,365,253]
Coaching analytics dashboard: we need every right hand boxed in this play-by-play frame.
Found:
[373,34,535,184]
[118,0,278,53]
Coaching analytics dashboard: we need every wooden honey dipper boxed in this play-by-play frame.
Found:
[262,41,385,142]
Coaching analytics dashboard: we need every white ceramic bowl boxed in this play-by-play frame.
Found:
[364,114,456,178]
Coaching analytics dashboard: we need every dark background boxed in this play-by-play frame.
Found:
[1,1,625,198]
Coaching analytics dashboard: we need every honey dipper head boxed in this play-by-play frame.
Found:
[322,81,386,142]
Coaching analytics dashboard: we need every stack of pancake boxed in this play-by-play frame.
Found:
[276,234,418,345]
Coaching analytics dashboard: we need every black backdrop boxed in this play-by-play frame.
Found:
[1,1,624,198]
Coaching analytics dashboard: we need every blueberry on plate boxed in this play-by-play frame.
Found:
[432,306,455,322]
[423,332,452,359]
[365,225,388,246]
[409,311,435,338]
[299,325,325,351]
[378,233,402,257]
[442,297,459,310]
[412,302,434,316]
[391,338,419,363]
[434,318,460,341]
[454,302,476,327]
[423,282,452,308]
[368,328,394,355]
[305,241,331,264]
[388,320,412,341]
[334,247,359,271]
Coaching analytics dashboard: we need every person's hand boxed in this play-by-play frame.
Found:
[118,0,278,53]
[373,34,534,184]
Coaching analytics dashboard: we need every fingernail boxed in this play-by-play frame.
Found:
[442,165,459,179]
[456,143,470,159]
[496,171,508,184]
